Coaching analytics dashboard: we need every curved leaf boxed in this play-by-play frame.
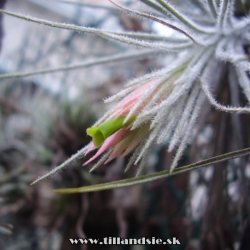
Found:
[54,147,250,193]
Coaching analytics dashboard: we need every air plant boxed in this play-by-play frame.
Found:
[0,0,250,191]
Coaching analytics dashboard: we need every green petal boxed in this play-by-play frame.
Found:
[87,116,128,147]
[99,116,126,138]
[86,127,104,147]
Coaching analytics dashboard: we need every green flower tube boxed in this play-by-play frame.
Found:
[87,116,133,147]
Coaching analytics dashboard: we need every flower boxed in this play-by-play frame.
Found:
[84,80,157,174]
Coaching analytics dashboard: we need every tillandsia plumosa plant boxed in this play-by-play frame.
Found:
[1,0,250,192]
